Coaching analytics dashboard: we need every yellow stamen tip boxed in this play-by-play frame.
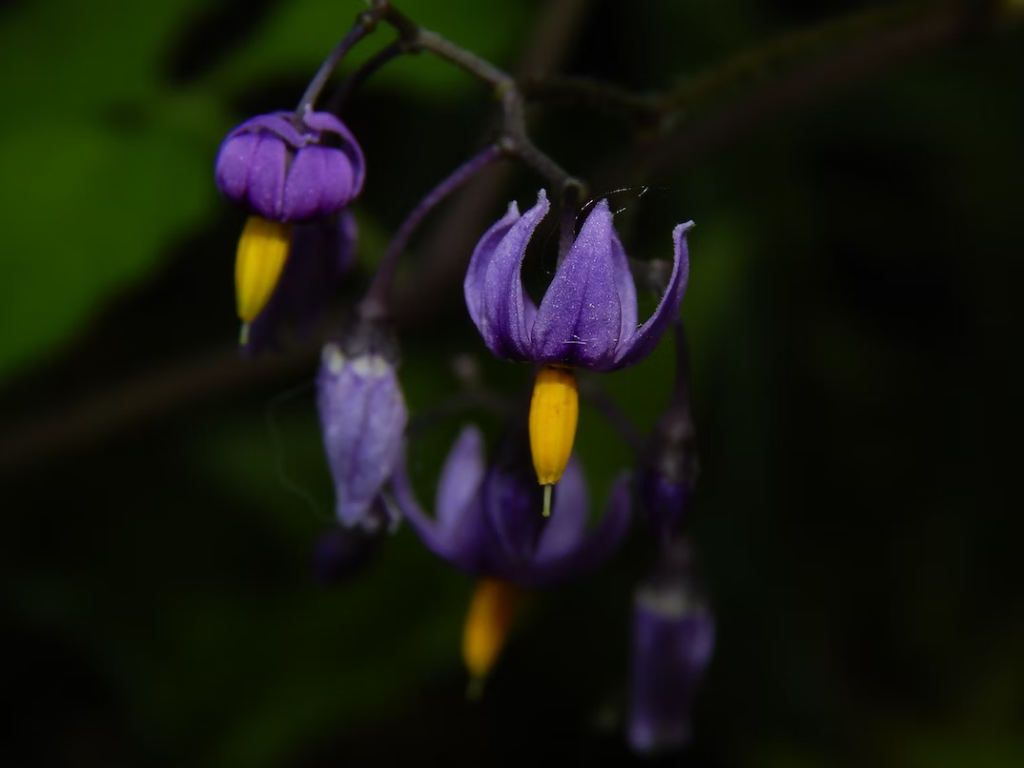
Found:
[462,579,518,689]
[542,484,553,518]
[529,365,579,487]
[235,216,291,323]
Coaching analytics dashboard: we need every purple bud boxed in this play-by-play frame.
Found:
[628,540,714,755]
[215,109,365,222]
[639,406,698,538]
[310,523,382,585]
[316,337,407,529]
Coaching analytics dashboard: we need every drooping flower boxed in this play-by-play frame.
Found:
[464,190,693,497]
[317,328,407,530]
[243,210,358,353]
[215,108,366,222]
[390,424,631,688]
[392,424,631,585]
[628,538,715,755]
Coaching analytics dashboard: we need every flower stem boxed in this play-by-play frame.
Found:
[359,145,505,321]
[294,6,388,119]
[326,37,412,115]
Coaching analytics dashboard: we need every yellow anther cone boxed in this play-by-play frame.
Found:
[235,216,292,326]
[462,578,519,698]
[528,365,579,515]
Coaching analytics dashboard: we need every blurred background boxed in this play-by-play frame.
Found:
[1,0,1023,765]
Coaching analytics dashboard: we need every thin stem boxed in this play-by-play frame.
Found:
[578,375,644,455]
[294,7,386,118]
[520,76,659,123]
[359,145,504,321]
[326,38,412,115]
[412,29,513,89]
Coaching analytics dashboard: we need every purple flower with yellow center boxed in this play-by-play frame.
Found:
[317,329,407,530]
[390,424,631,689]
[464,189,693,511]
[217,108,365,331]
[628,539,715,755]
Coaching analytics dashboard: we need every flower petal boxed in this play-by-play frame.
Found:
[523,471,632,585]
[245,133,287,220]
[533,454,590,564]
[613,221,693,369]
[465,201,521,334]
[391,439,490,574]
[531,200,623,369]
[466,191,550,361]
[435,425,488,530]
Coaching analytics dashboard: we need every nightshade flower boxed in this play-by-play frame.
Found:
[215,108,366,222]
[628,540,715,755]
[243,211,357,353]
[465,189,693,504]
[317,331,407,530]
[391,424,631,687]
[392,424,632,585]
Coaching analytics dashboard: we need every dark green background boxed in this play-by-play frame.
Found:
[1,0,1022,765]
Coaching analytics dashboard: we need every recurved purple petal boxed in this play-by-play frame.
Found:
[467,191,551,361]
[465,201,521,333]
[613,221,693,369]
[531,200,623,369]
[526,471,632,585]
[533,455,590,564]
[435,425,488,530]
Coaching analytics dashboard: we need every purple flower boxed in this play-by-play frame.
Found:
[317,338,407,529]
[628,540,715,755]
[244,211,358,354]
[215,108,365,222]
[464,189,694,371]
[390,425,631,585]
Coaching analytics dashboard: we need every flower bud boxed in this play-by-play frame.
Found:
[638,406,698,538]
[215,109,365,222]
[316,332,407,529]
[628,540,714,755]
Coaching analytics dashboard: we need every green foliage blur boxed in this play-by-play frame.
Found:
[1,0,1023,766]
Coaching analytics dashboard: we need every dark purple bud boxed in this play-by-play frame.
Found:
[628,540,714,755]
[317,332,407,529]
[639,406,698,538]
[243,210,357,355]
[310,523,383,585]
[215,109,365,222]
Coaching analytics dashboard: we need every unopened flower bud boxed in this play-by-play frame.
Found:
[317,331,407,529]
[628,540,714,755]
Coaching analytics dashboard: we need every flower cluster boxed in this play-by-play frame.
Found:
[213,6,713,753]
